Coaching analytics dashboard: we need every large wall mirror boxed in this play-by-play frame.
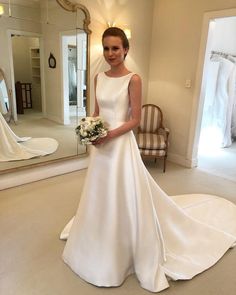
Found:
[0,0,91,173]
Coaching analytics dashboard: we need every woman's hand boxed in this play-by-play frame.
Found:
[92,131,113,146]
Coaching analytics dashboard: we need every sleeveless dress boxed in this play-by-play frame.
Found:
[61,72,236,292]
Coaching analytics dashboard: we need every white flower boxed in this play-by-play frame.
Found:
[75,116,108,145]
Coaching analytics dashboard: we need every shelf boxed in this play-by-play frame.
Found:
[30,47,41,84]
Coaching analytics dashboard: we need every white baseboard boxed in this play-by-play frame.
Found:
[168,152,198,168]
[0,153,198,191]
[0,157,89,191]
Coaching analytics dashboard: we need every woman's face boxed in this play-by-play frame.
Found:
[102,36,128,67]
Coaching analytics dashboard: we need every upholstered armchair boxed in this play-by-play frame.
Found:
[137,104,169,172]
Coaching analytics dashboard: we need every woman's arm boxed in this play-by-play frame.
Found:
[110,74,142,137]
[92,74,100,117]
[94,74,142,145]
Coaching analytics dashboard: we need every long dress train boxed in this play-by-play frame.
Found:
[0,113,58,161]
[60,72,236,292]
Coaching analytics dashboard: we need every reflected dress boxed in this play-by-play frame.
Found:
[61,72,236,292]
[0,113,58,161]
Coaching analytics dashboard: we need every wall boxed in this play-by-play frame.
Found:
[40,0,80,123]
[0,4,41,121]
[148,0,236,166]
[211,17,236,53]
[0,16,41,93]
[74,0,155,113]
[12,36,32,83]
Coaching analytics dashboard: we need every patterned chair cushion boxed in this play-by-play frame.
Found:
[139,149,166,157]
[139,105,161,133]
[137,133,166,150]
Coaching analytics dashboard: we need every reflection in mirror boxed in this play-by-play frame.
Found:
[0,66,58,163]
[0,69,10,117]
[0,0,41,22]
[62,29,87,126]
[0,0,91,173]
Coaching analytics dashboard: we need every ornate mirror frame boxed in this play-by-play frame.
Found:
[0,0,91,175]
[56,0,91,34]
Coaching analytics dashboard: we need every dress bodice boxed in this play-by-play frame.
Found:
[96,72,134,129]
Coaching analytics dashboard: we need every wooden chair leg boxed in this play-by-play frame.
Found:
[163,156,167,173]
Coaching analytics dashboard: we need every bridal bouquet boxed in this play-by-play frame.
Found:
[75,116,108,145]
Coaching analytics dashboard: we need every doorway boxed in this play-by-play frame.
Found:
[8,30,44,122]
[190,10,236,181]
[61,31,86,125]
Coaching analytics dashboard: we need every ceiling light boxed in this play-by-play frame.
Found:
[0,5,4,16]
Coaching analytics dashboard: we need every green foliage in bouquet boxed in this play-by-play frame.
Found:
[75,116,108,145]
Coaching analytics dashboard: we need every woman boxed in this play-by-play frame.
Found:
[61,27,236,293]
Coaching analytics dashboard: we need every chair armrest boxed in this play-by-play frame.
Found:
[158,127,170,135]
[158,127,170,141]
[163,127,170,134]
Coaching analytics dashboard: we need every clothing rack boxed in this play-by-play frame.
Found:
[211,50,236,63]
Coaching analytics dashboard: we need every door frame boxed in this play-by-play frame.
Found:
[187,8,236,166]
[60,30,77,125]
[7,29,45,121]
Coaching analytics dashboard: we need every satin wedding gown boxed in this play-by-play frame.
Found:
[60,72,236,292]
[0,113,58,161]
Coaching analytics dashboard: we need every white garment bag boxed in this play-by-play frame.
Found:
[204,56,236,148]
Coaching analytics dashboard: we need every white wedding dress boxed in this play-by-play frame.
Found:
[60,72,236,292]
[0,113,58,161]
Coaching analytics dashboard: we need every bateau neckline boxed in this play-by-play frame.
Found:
[103,72,133,78]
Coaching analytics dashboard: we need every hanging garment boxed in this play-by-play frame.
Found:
[0,80,8,115]
[204,56,235,147]
[230,63,236,138]
[68,60,77,103]
[225,62,236,145]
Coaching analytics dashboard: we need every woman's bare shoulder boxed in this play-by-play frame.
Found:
[130,73,142,84]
